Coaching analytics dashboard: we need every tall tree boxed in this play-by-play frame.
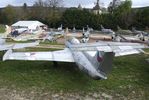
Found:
[30,0,45,21]
[45,0,63,9]
[21,3,28,20]
[23,3,27,10]
[113,0,132,28]
[61,8,99,29]
[2,5,17,24]
[44,0,63,27]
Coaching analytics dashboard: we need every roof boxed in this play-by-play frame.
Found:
[93,0,100,10]
[12,21,45,30]
[93,4,100,10]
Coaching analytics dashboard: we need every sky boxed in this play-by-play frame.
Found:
[0,0,149,8]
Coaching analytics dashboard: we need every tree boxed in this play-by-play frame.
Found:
[23,3,27,10]
[61,8,100,29]
[112,0,132,28]
[45,0,63,9]
[1,5,17,24]
[30,0,46,21]
[34,0,44,7]
[30,0,63,27]
[44,0,63,27]
[21,3,28,20]
[134,7,149,28]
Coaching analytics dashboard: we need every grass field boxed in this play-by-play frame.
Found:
[0,25,5,33]
[0,49,148,99]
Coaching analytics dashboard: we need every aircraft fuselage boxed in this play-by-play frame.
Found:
[65,38,107,79]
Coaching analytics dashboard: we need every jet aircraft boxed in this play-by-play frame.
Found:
[117,26,133,35]
[100,25,115,35]
[80,28,90,43]
[57,24,63,31]
[3,34,148,79]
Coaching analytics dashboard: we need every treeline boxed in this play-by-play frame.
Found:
[0,0,148,30]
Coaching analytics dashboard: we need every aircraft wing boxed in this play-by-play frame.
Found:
[114,49,142,56]
[69,41,147,56]
[70,41,147,51]
[3,48,75,62]
[0,44,13,51]
[12,41,39,49]
[0,41,39,51]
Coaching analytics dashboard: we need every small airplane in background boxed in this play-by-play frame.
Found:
[57,24,63,31]
[86,25,93,32]
[10,30,45,41]
[80,28,90,43]
[12,28,28,35]
[117,26,133,35]
[132,27,149,36]
[10,28,61,42]
[49,29,64,36]
[3,29,148,80]
[112,33,146,42]
[100,25,115,35]
[72,26,76,33]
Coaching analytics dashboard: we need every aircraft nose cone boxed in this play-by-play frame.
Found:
[92,76,102,80]
[91,73,107,80]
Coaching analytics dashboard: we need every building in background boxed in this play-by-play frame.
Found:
[93,0,102,14]
[12,20,47,32]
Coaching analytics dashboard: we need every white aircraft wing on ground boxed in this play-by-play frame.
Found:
[69,41,147,51]
[3,41,146,61]
[0,38,6,45]
[3,48,74,62]
[12,41,39,49]
[0,41,39,51]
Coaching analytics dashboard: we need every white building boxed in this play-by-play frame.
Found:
[12,21,47,32]
[92,0,108,15]
[93,0,102,15]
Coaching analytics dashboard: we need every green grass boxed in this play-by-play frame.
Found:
[144,48,149,52]
[40,40,60,45]
[6,38,36,43]
[0,25,5,33]
[14,47,62,52]
[0,50,148,98]
[6,38,63,45]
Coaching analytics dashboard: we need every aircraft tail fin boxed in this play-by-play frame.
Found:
[93,51,115,74]
[132,27,136,31]
[5,25,11,35]
[64,28,69,43]
[117,26,121,30]
[83,27,85,33]
[100,25,104,29]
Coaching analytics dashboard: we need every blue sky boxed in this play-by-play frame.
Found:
[0,0,149,8]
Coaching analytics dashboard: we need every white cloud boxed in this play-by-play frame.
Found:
[0,0,36,7]
[132,0,149,7]
[0,0,148,8]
